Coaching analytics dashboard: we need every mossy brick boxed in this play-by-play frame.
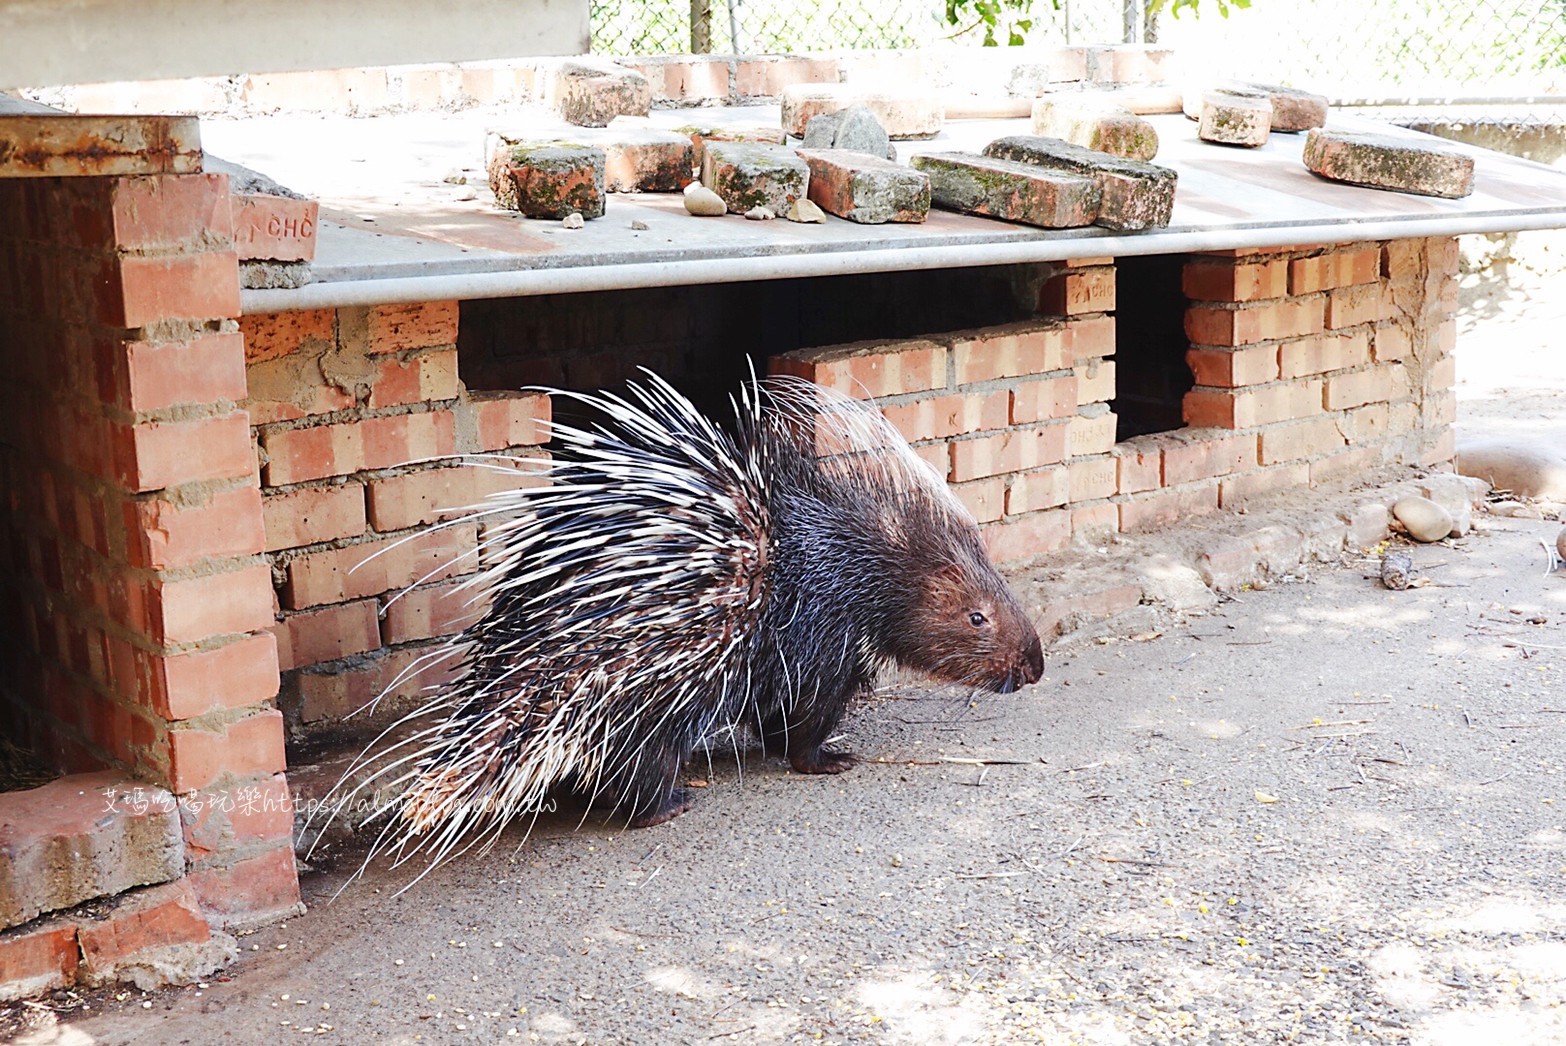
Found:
[1243,82,1329,132]
[700,141,809,216]
[1198,90,1272,147]
[780,83,943,140]
[982,134,1176,231]
[490,144,606,220]
[1303,129,1475,199]
[909,152,1100,229]
[1031,95,1159,162]
[549,58,651,128]
[796,148,930,224]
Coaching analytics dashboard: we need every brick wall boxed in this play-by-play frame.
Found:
[0,172,300,929]
[772,239,1460,561]
[239,302,551,731]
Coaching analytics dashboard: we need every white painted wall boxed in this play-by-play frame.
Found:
[0,0,588,87]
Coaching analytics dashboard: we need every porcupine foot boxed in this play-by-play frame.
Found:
[629,788,695,828]
[790,748,857,775]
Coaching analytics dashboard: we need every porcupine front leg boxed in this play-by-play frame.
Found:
[616,736,697,828]
[762,679,861,775]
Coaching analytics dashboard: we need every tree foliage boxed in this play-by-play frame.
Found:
[943,0,1252,46]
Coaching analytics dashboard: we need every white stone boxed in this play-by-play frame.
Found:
[682,183,726,216]
[1392,496,1454,543]
[785,198,827,223]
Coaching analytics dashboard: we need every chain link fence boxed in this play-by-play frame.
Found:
[592,0,1566,117]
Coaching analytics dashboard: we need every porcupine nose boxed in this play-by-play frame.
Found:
[1017,633,1044,688]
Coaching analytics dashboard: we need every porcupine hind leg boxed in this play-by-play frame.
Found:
[614,737,697,829]
[761,681,861,775]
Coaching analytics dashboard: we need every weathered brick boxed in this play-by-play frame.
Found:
[109,173,233,251]
[598,128,696,192]
[1041,267,1115,316]
[950,477,1007,523]
[467,392,552,451]
[275,598,381,670]
[880,392,1009,441]
[119,411,255,493]
[1031,95,1158,160]
[167,709,285,794]
[76,879,217,986]
[108,250,241,328]
[1074,358,1116,404]
[983,134,1177,231]
[240,309,335,364]
[1009,375,1078,425]
[1070,315,1116,359]
[0,772,183,931]
[151,562,275,646]
[154,633,280,721]
[1114,440,1162,494]
[1185,345,1279,387]
[381,577,487,645]
[797,148,930,224]
[1007,466,1070,514]
[1197,89,1271,147]
[261,410,456,485]
[1219,463,1312,508]
[1185,298,1323,346]
[549,58,652,127]
[1279,331,1373,377]
[490,143,606,220]
[1288,248,1380,295]
[1325,283,1388,329]
[1065,456,1117,502]
[125,484,266,569]
[366,350,460,410]
[1324,367,1390,410]
[911,152,1101,228]
[231,193,319,262]
[1258,416,1347,465]
[1184,379,1324,429]
[186,846,301,932]
[983,508,1071,563]
[1071,501,1120,542]
[367,461,544,531]
[1304,128,1475,199]
[1067,410,1118,457]
[120,330,247,412]
[780,83,943,139]
[733,55,840,98]
[0,921,79,1002]
[701,141,809,217]
[365,302,458,355]
[1118,482,1219,532]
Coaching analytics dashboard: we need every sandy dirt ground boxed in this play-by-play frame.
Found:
[9,234,1566,1046]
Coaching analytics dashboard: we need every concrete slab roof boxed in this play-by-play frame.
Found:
[217,105,1566,313]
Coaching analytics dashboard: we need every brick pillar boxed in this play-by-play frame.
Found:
[1380,236,1460,468]
[0,172,300,930]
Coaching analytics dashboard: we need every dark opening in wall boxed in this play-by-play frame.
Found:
[457,263,1050,418]
[1112,253,1194,441]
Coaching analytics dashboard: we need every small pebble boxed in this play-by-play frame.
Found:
[683,183,726,216]
[442,170,469,185]
[786,198,827,224]
[453,188,477,202]
[1557,525,1566,562]
[890,853,904,867]
[630,219,649,231]
[744,206,775,221]
[561,212,585,229]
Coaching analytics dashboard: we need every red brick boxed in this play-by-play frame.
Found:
[1069,314,1116,359]
[240,309,335,364]
[1288,248,1379,294]
[1309,446,1382,486]
[1009,375,1078,424]
[294,642,462,723]
[153,562,275,645]
[1160,437,1233,485]
[1336,401,1392,442]
[1185,345,1279,387]
[494,145,608,219]
[951,423,1069,481]
[914,441,953,480]
[1278,330,1372,378]
[772,341,948,398]
[186,846,301,931]
[952,323,1071,384]
[77,879,212,977]
[275,598,381,671]
[126,484,266,568]
[1071,500,1120,541]
[881,392,1009,442]
[110,173,233,252]
[261,410,456,485]
[1219,463,1312,508]
[118,330,246,412]
[950,477,1006,523]
[1182,258,1287,302]
[155,633,281,720]
[1007,466,1070,513]
[1429,354,1457,393]
[1067,411,1117,456]
[1064,456,1116,503]
[1184,379,1323,429]
[1185,298,1323,346]
[167,709,285,793]
[1114,441,1161,494]
[1040,267,1115,315]
[798,148,930,224]
[1258,417,1347,465]
[469,392,552,450]
[364,349,460,410]
[1373,324,1412,363]
[365,301,459,354]
[230,193,319,262]
[1381,239,1425,283]
[1038,581,1143,636]
[734,55,839,97]
[107,250,241,328]
[120,410,256,492]
[180,774,295,861]
[1324,367,1390,410]
[367,461,545,531]
[1325,283,1388,328]
[982,508,1071,562]
[0,921,79,998]
[1117,482,1219,532]
[382,577,487,645]
[262,483,367,552]
[284,523,479,609]
[1073,358,1115,404]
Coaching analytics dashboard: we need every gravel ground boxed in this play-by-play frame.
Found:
[12,234,1566,1046]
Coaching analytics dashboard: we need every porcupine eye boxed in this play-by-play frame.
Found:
[968,611,989,628]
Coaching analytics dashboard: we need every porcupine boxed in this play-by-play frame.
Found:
[332,372,1044,878]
